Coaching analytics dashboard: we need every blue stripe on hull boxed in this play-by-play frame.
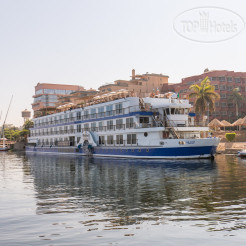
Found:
[26,145,217,159]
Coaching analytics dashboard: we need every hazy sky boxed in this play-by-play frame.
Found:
[0,0,246,126]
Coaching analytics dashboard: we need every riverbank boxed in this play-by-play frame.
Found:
[217,142,246,154]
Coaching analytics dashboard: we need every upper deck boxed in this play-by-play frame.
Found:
[31,96,191,129]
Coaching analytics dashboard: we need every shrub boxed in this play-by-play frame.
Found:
[225,133,236,142]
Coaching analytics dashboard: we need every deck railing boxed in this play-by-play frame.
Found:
[33,105,153,128]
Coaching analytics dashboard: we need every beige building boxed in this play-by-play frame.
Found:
[99,69,169,97]
[32,83,85,117]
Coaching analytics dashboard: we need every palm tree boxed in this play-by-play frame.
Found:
[228,88,243,120]
[189,76,220,122]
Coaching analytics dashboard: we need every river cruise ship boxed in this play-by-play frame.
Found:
[26,92,219,159]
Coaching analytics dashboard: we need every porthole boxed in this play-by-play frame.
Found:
[121,149,123,152]
[126,149,128,152]
[144,132,148,137]
[131,149,134,152]
[146,149,149,152]
[138,149,141,152]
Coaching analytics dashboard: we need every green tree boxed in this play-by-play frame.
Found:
[23,120,34,130]
[228,88,243,119]
[20,129,29,140]
[12,130,21,141]
[189,76,220,121]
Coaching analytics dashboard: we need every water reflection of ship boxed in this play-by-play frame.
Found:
[26,154,217,219]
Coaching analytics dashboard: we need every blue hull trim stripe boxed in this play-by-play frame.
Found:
[26,145,217,158]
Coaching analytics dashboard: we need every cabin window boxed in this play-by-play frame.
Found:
[166,108,170,115]
[98,106,104,117]
[163,131,169,138]
[99,122,104,131]
[90,108,96,119]
[171,108,175,114]
[116,103,123,114]
[84,110,89,119]
[69,126,74,133]
[91,122,97,131]
[77,124,81,132]
[76,112,81,120]
[106,105,113,116]
[140,117,149,123]
[116,119,123,129]
[126,118,134,128]
[107,135,114,145]
[84,123,89,131]
[116,135,123,145]
[69,113,73,120]
[99,136,105,145]
[127,134,137,145]
[107,120,114,130]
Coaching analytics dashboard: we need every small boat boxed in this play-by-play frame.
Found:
[238,145,246,157]
[0,96,13,151]
[0,138,10,151]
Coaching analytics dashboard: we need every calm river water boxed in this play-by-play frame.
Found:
[1,152,246,245]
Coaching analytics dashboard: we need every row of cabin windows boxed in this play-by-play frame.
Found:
[35,103,124,125]
[83,103,123,119]
[82,118,136,132]
[32,118,138,135]
[99,134,137,145]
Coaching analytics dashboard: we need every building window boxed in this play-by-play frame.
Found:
[127,134,137,145]
[221,102,227,107]
[211,77,217,81]
[227,86,233,91]
[220,94,227,98]
[35,89,43,95]
[235,78,241,83]
[219,77,225,82]
[214,85,219,90]
[219,85,226,90]
[227,77,232,82]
